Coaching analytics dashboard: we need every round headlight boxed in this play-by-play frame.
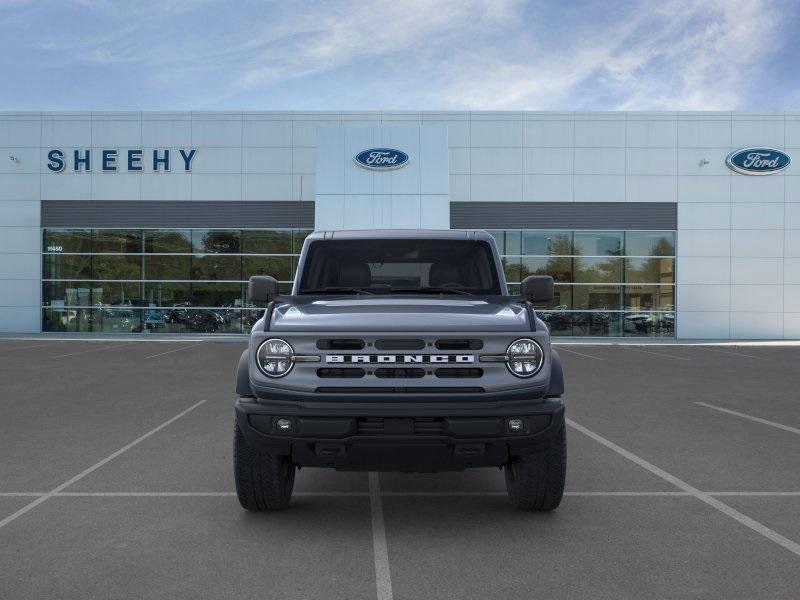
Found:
[506,338,544,378]
[256,338,294,378]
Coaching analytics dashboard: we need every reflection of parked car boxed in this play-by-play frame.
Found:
[144,309,168,330]
[165,304,224,332]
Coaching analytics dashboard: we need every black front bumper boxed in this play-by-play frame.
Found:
[235,396,564,472]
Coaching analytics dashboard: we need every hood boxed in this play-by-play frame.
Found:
[269,296,531,332]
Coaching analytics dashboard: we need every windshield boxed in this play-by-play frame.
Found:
[297,239,502,295]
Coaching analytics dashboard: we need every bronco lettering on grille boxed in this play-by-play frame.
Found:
[326,354,474,364]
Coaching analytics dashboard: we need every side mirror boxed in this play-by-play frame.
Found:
[248,275,279,304]
[521,275,554,303]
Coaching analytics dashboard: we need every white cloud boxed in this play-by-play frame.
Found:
[2,0,793,109]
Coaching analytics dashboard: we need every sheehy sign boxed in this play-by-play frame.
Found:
[46,149,197,172]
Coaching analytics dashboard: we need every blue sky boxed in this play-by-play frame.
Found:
[1,0,798,111]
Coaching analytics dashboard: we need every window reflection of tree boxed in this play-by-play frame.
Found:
[201,230,240,253]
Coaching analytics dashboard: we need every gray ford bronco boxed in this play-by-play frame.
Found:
[234,230,566,511]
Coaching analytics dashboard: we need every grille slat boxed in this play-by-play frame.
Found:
[374,368,425,379]
[317,368,366,378]
[356,417,445,435]
[435,339,483,350]
[434,368,483,378]
[316,339,365,350]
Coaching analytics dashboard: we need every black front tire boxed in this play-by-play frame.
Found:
[234,423,295,510]
[505,420,567,511]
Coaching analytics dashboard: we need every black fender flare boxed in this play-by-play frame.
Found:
[235,348,254,397]
[545,348,564,398]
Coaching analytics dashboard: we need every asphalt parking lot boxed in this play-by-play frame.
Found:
[1,338,800,599]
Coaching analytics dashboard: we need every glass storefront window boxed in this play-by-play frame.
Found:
[521,256,573,283]
[43,229,92,253]
[242,230,292,254]
[191,255,243,281]
[144,255,192,280]
[243,256,293,281]
[625,231,675,256]
[574,257,622,283]
[192,229,241,253]
[574,231,623,256]
[624,257,674,284]
[41,227,673,337]
[522,231,572,256]
[92,255,143,280]
[624,285,674,311]
[93,230,142,253]
[144,230,192,253]
[43,254,92,279]
[572,285,622,311]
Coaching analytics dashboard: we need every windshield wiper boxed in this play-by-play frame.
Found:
[392,287,473,296]
[300,287,375,295]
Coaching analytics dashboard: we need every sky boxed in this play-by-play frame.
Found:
[1,0,798,111]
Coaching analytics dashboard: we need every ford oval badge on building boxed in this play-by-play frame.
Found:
[354,148,409,170]
[726,147,790,175]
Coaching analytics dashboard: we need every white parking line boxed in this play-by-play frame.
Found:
[369,473,394,600]
[557,347,605,361]
[0,399,206,531]
[50,343,132,358]
[143,344,203,360]
[567,417,800,558]
[695,402,800,436]
[695,347,770,361]
[623,346,691,361]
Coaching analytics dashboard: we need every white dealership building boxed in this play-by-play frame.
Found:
[0,111,798,339]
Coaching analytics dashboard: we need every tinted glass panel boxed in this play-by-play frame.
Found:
[574,232,623,256]
[522,231,572,255]
[43,229,92,253]
[43,254,92,279]
[625,231,675,256]
[535,285,572,310]
[624,258,674,284]
[191,255,242,280]
[242,230,292,254]
[43,281,143,307]
[623,312,675,337]
[504,230,521,255]
[243,256,293,281]
[624,285,674,311]
[92,255,142,280]
[520,256,573,283]
[573,257,622,283]
[572,285,622,310]
[192,229,241,253]
[143,282,191,306]
[572,312,621,336]
[144,230,191,253]
[190,282,244,307]
[144,255,192,280]
[93,230,142,253]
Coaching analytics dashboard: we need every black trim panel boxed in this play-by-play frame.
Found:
[450,201,677,230]
[42,200,314,228]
